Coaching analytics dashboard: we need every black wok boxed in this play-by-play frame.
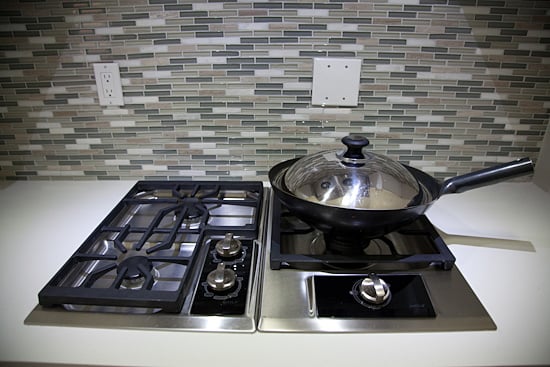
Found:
[269,156,534,241]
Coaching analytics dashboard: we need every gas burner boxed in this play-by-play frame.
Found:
[182,206,204,220]
[365,238,395,255]
[118,256,152,281]
[175,198,207,219]
[322,233,368,255]
[322,232,394,256]
[279,213,397,257]
[116,256,160,290]
[177,207,206,226]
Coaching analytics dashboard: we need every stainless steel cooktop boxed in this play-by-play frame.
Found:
[26,181,268,332]
[26,181,496,333]
[257,191,496,333]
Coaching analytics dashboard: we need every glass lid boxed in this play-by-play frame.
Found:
[283,135,421,210]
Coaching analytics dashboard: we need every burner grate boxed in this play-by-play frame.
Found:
[270,198,455,271]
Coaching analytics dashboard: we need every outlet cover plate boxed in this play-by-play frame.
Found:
[311,58,361,107]
[93,63,124,106]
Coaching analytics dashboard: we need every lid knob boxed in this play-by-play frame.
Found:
[341,135,370,160]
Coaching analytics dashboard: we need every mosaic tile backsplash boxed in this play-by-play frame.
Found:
[1,0,549,181]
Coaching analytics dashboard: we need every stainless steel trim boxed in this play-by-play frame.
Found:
[257,266,496,333]
[306,276,316,317]
[246,186,270,325]
[25,306,257,332]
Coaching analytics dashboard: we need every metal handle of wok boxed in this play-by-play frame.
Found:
[439,157,534,196]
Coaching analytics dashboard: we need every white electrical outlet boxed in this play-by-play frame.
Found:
[311,58,361,107]
[93,63,124,106]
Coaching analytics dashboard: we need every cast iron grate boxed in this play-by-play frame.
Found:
[270,196,455,271]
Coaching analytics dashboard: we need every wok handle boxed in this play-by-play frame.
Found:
[439,157,534,196]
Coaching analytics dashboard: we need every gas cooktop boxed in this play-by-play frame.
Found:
[26,180,496,333]
[26,180,268,332]
[257,192,496,333]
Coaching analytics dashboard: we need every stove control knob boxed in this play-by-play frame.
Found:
[215,233,242,258]
[206,263,236,292]
[359,274,390,305]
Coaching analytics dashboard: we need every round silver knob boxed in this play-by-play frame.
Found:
[206,263,236,291]
[359,274,390,305]
[215,233,242,258]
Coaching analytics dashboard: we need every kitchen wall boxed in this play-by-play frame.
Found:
[534,121,550,191]
[1,0,549,181]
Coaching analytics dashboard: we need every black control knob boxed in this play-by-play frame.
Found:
[206,263,236,292]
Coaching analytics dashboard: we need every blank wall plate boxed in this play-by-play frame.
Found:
[93,63,124,106]
[311,58,361,107]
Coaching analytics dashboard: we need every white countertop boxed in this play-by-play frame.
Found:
[1,180,549,367]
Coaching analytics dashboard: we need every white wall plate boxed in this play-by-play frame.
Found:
[311,57,362,107]
[93,63,124,106]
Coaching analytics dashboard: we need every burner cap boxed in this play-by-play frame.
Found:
[118,256,152,280]
[174,197,206,220]
[184,206,203,220]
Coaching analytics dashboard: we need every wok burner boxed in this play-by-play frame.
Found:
[319,232,404,257]
[258,192,496,333]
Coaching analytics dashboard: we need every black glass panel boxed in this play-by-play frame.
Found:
[190,240,254,315]
[315,274,436,318]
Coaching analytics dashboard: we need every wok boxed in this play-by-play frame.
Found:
[269,156,534,241]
